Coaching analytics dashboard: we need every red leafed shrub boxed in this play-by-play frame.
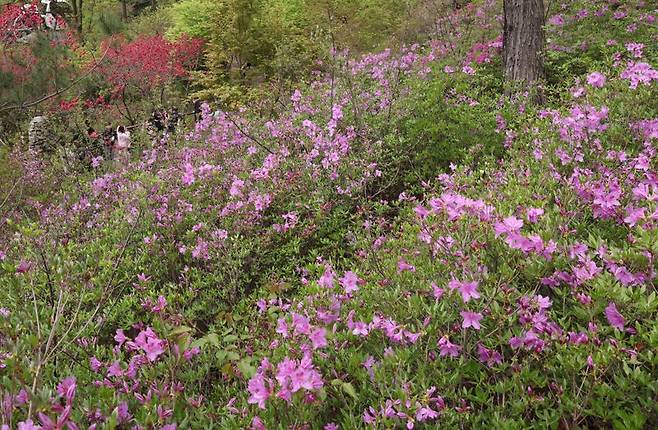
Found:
[0,46,37,84]
[58,97,79,111]
[98,35,203,94]
[0,1,43,44]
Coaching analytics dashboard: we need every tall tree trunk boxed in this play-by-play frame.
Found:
[76,0,83,35]
[68,0,83,35]
[503,0,545,100]
[121,0,128,21]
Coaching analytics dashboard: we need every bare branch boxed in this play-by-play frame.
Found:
[222,109,275,155]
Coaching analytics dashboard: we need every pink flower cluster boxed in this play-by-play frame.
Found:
[620,62,658,89]
[247,355,324,409]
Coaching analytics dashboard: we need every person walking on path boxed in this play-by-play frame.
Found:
[101,125,115,162]
[114,125,131,166]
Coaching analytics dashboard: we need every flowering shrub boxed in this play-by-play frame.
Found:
[240,47,658,426]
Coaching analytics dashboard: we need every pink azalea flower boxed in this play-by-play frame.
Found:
[340,271,360,294]
[247,373,271,409]
[89,357,103,372]
[437,336,461,358]
[448,279,481,303]
[460,311,483,330]
[276,318,289,338]
[133,328,166,362]
[586,72,606,88]
[15,389,28,405]
[548,14,564,26]
[571,86,586,98]
[404,330,421,344]
[621,62,658,89]
[114,329,127,346]
[414,204,430,219]
[229,178,245,197]
[183,346,201,361]
[477,344,502,366]
[291,89,302,103]
[352,321,370,336]
[526,207,544,223]
[309,327,328,349]
[56,377,76,404]
[16,261,32,274]
[623,206,645,227]
[181,162,195,186]
[151,295,167,313]
[275,355,324,402]
[397,259,416,273]
[573,259,601,285]
[626,43,644,58]
[416,406,439,421]
[17,421,40,430]
[251,416,267,430]
[431,282,444,300]
[494,216,523,236]
[605,302,625,331]
[291,313,311,335]
[537,295,552,309]
[610,264,635,286]
[318,266,335,288]
[116,401,132,424]
[107,361,123,378]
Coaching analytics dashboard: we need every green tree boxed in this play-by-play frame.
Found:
[167,0,215,40]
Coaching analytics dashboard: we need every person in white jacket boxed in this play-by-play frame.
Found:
[114,125,131,165]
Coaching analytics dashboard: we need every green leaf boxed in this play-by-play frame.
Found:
[206,333,220,347]
[223,334,239,343]
[169,325,193,337]
[342,382,358,400]
[237,358,256,379]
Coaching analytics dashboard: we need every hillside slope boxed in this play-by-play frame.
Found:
[1,1,657,429]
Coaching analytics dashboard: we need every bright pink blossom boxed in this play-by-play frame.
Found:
[586,72,606,88]
[448,279,480,303]
[133,328,166,362]
[340,271,360,294]
[247,373,271,409]
[605,302,625,331]
[437,336,461,358]
[309,327,328,349]
[318,266,335,288]
[460,311,483,330]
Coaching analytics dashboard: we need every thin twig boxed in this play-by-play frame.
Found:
[222,110,275,155]
[0,179,21,213]
[44,210,140,362]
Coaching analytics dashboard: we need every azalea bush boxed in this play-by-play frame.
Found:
[242,80,658,429]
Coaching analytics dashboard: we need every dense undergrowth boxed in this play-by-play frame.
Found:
[1,0,658,429]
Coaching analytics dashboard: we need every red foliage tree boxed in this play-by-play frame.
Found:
[0,1,43,45]
[98,35,204,95]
